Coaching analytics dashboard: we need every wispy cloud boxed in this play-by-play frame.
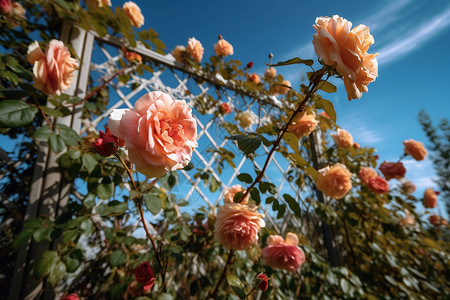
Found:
[377,6,450,64]
[338,112,385,145]
[401,158,438,189]
[360,0,411,33]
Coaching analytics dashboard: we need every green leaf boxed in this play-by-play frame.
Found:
[34,251,59,278]
[157,294,173,300]
[110,250,126,267]
[209,176,220,193]
[41,106,64,117]
[237,173,253,184]
[284,132,299,152]
[33,228,50,242]
[63,229,79,244]
[66,249,82,273]
[229,135,261,155]
[315,98,337,123]
[48,260,66,285]
[144,193,162,215]
[250,188,261,205]
[268,57,314,67]
[97,177,113,200]
[49,134,66,153]
[32,126,54,141]
[226,274,246,299]
[283,194,301,217]
[0,100,38,128]
[288,153,319,181]
[13,230,32,247]
[82,153,98,173]
[276,204,286,219]
[318,80,337,93]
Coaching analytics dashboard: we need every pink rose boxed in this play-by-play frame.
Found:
[256,273,268,291]
[379,161,406,180]
[27,40,79,96]
[133,262,155,291]
[423,188,437,208]
[60,293,79,300]
[358,167,377,185]
[186,37,204,63]
[287,112,319,139]
[316,163,352,199]
[264,67,276,80]
[171,45,186,63]
[403,139,427,161]
[214,203,265,250]
[223,184,249,205]
[368,176,389,194]
[262,232,305,273]
[108,91,198,178]
[312,15,378,100]
[331,128,353,148]
[123,1,144,28]
[214,38,234,57]
[0,0,11,14]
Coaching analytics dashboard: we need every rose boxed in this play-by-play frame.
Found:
[186,37,204,63]
[400,210,415,226]
[133,262,155,291]
[92,128,120,157]
[271,80,291,95]
[219,102,231,114]
[353,142,360,149]
[247,61,254,69]
[171,45,186,63]
[247,73,260,84]
[368,176,389,194]
[287,112,319,139]
[379,161,406,180]
[358,167,377,185]
[315,163,352,199]
[262,232,305,273]
[123,1,144,28]
[108,91,198,178]
[403,139,427,161]
[125,51,142,64]
[319,111,330,119]
[237,111,257,129]
[312,15,378,100]
[256,273,269,291]
[214,202,265,250]
[264,67,276,80]
[429,214,441,226]
[223,184,249,205]
[0,0,11,14]
[399,178,416,194]
[6,2,25,28]
[214,38,234,57]
[86,0,111,9]
[331,128,353,148]
[423,188,437,208]
[60,293,79,300]
[27,40,79,95]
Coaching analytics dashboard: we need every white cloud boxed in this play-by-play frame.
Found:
[338,112,384,145]
[402,158,438,189]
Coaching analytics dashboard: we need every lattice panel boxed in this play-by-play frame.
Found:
[80,36,316,235]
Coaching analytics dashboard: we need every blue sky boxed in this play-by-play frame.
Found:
[128,0,450,216]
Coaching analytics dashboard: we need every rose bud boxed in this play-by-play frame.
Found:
[219,102,231,114]
[60,293,79,300]
[247,61,254,68]
[92,128,119,157]
[125,51,142,64]
[0,0,11,14]
[256,273,269,291]
[133,262,155,291]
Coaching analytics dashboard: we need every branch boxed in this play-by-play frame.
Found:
[208,249,234,299]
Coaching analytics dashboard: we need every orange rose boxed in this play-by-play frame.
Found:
[378,161,406,180]
[27,40,79,95]
[403,139,427,161]
[287,112,319,139]
[423,188,437,208]
[223,184,249,205]
[186,37,204,63]
[247,73,260,84]
[316,163,352,199]
[214,38,234,57]
[368,176,389,194]
[264,67,276,80]
[125,51,142,64]
[358,167,377,185]
[312,15,378,100]
[214,203,265,250]
[262,232,305,272]
[271,80,291,95]
[123,1,144,28]
[171,45,186,63]
[331,129,353,148]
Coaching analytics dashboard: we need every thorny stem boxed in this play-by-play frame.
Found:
[33,95,53,130]
[208,249,234,299]
[238,67,327,203]
[115,154,162,268]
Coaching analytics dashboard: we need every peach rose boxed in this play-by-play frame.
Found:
[353,142,360,149]
[399,210,415,226]
[237,111,257,129]
[312,15,378,100]
[214,203,265,250]
[378,161,406,180]
[264,67,276,80]
[399,178,416,194]
[429,214,441,226]
[287,112,319,139]
[214,38,234,57]
[186,37,204,63]
[27,40,79,95]
[316,163,352,199]
[358,167,377,185]
[223,184,249,205]
[247,73,260,84]
[123,1,144,28]
[423,188,437,208]
[86,0,111,9]
[403,139,427,161]
[125,51,142,64]
[108,91,198,178]
[331,129,353,148]
[368,176,389,194]
[271,80,291,95]
[172,45,186,63]
[262,232,305,272]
